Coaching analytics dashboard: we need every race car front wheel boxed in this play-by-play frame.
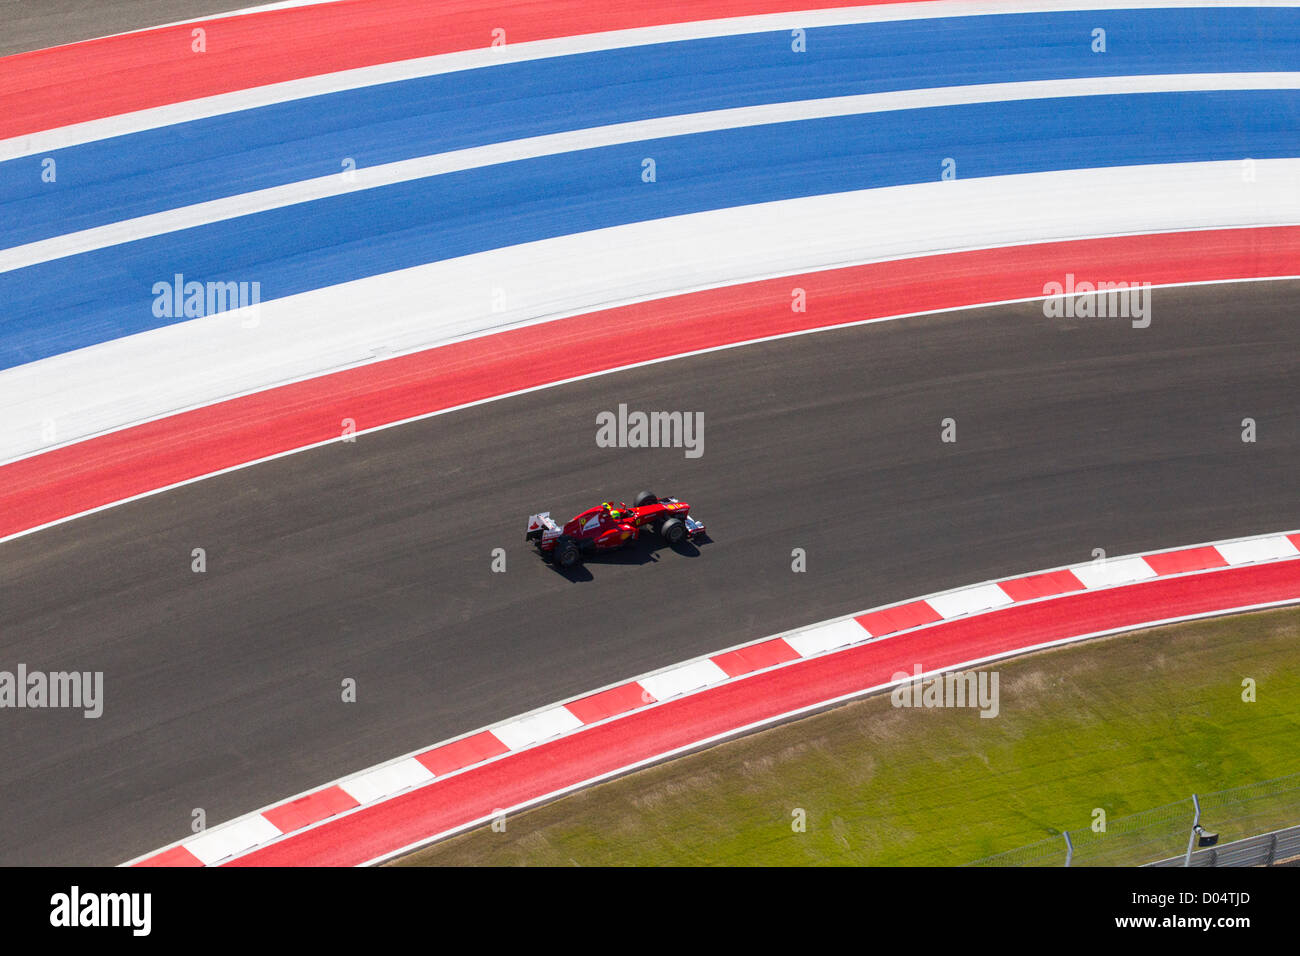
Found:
[660,518,686,545]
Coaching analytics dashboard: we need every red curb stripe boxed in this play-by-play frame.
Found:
[415,730,510,776]
[6,227,1297,544]
[711,637,802,677]
[856,599,942,636]
[134,845,204,867]
[223,557,1300,866]
[997,568,1085,601]
[261,785,360,833]
[0,0,935,140]
[1143,545,1229,576]
[565,682,653,723]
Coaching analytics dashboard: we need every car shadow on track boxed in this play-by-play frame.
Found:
[543,535,710,581]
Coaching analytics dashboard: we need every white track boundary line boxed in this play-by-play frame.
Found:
[9,271,1298,550]
[118,528,1300,865]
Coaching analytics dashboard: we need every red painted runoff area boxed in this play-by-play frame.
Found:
[0,0,946,138]
[5,227,1297,543]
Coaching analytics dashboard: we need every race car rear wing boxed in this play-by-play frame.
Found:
[525,512,560,542]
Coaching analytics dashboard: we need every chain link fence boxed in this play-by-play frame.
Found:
[969,771,1300,866]
[1148,823,1300,867]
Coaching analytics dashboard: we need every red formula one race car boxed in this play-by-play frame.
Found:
[525,491,707,568]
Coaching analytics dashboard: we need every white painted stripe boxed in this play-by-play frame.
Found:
[491,707,585,751]
[23,275,1299,554]
[7,0,1297,157]
[639,660,730,700]
[121,528,1300,866]
[4,160,1297,466]
[181,814,282,865]
[9,72,1295,271]
[83,0,356,44]
[338,757,434,804]
[1217,535,1300,565]
[1071,555,1160,589]
[785,618,871,656]
[927,582,1016,618]
[185,0,353,17]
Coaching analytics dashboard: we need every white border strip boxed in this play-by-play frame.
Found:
[9,72,1296,272]
[5,160,1298,468]
[8,269,1299,552]
[76,0,356,47]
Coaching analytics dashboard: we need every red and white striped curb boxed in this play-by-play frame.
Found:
[126,528,1300,866]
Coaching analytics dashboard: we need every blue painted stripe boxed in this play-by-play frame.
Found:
[2,90,1296,370]
[1,7,1296,248]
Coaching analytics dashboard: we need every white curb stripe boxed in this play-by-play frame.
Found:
[1072,555,1160,589]
[638,660,731,701]
[338,758,435,805]
[785,618,873,655]
[1218,535,1300,565]
[927,582,1015,618]
[493,707,586,751]
[183,815,282,866]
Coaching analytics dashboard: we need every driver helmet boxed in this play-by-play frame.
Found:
[604,501,632,521]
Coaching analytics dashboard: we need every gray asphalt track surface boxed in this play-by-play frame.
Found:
[2,281,1297,864]
[0,0,277,55]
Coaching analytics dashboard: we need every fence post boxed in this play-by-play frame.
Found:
[1064,831,1073,867]
[1183,794,1200,867]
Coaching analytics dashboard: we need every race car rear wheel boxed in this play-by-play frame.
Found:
[660,517,686,545]
[554,537,581,568]
[633,490,658,507]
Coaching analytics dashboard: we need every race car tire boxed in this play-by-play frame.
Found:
[554,537,581,568]
[633,491,658,507]
[660,518,686,545]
